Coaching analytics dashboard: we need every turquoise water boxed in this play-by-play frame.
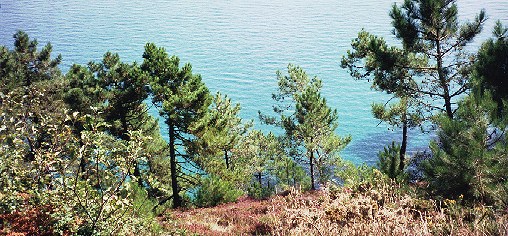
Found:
[1,0,507,164]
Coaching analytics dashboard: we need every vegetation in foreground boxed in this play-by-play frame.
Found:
[1,0,508,235]
[167,170,508,235]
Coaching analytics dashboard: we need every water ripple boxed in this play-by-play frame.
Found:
[1,0,506,163]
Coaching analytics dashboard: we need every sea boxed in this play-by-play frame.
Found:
[1,0,507,164]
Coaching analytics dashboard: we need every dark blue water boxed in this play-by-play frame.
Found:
[1,0,507,164]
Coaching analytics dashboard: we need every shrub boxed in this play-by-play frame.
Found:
[194,175,243,207]
[424,95,508,207]
[423,95,508,207]
[124,183,164,235]
[378,142,407,181]
[247,181,274,200]
[335,160,381,188]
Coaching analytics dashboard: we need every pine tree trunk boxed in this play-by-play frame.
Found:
[400,118,408,171]
[310,150,315,190]
[121,116,129,141]
[292,164,296,186]
[257,172,262,186]
[436,36,454,119]
[224,150,229,170]
[286,162,290,186]
[169,122,181,208]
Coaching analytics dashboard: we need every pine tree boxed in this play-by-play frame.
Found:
[377,141,403,179]
[342,0,485,168]
[260,64,312,164]
[0,31,61,96]
[263,65,349,190]
[423,93,508,205]
[294,78,350,189]
[262,65,329,189]
[235,130,282,196]
[89,52,150,140]
[423,23,508,205]
[390,0,486,119]
[472,21,508,117]
[142,43,211,208]
[65,52,149,139]
[189,92,251,182]
[64,52,154,188]
[64,63,102,115]
[342,30,423,170]
[0,31,64,163]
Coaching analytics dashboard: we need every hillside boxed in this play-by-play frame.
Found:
[1,1,508,235]
[163,183,508,235]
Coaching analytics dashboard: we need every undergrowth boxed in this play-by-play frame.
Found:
[168,169,508,235]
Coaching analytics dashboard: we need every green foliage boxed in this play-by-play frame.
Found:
[0,87,163,234]
[142,43,211,127]
[0,69,59,234]
[342,29,423,171]
[0,33,168,234]
[138,119,173,211]
[342,1,487,187]
[341,30,421,95]
[236,130,279,188]
[294,79,350,188]
[423,22,508,207]
[0,80,70,215]
[263,65,350,190]
[472,21,508,117]
[372,98,423,129]
[142,42,212,208]
[390,0,485,52]
[335,159,389,191]
[63,51,171,210]
[189,92,252,185]
[260,65,316,189]
[64,52,150,139]
[273,155,310,189]
[126,183,164,234]
[0,31,62,95]
[67,127,148,234]
[92,53,149,139]
[389,0,486,119]
[377,142,406,180]
[194,175,244,208]
[247,182,274,200]
[423,94,508,207]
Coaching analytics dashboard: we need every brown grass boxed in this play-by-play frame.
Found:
[0,205,60,236]
[169,196,273,235]
[166,184,508,235]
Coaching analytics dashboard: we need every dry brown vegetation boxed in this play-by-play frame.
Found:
[165,196,273,235]
[166,181,508,235]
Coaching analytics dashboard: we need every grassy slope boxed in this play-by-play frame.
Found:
[164,185,508,235]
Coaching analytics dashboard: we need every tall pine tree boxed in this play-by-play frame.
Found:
[189,92,251,182]
[294,78,350,189]
[342,30,424,171]
[142,43,211,208]
[390,0,486,119]
[342,0,485,169]
[264,65,350,190]
[0,31,61,96]
[64,52,154,187]
[472,21,508,117]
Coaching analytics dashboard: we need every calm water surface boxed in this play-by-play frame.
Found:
[1,0,507,164]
